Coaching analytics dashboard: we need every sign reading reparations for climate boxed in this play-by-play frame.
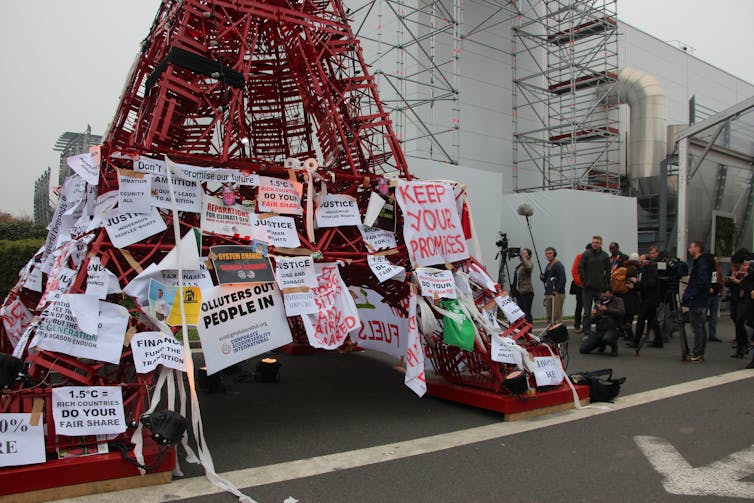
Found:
[394,181,468,267]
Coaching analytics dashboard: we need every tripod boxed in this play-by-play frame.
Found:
[636,282,689,359]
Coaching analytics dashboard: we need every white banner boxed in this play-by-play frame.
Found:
[117,169,152,214]
[415,268,456,299]
[394,181,469,267]
[0,413,45,467]
[134,156,260,186]
[490,335,522,365]
[104,208,167,249]
[257,176,303,215]
[0,299,33,348]
[256,216,300,248]
[367,254,405,283]
[282,290,318,316]
[358,225,396,251]
[275,256,317,290]
[131,331,186,373]
[301,263,360,349]
[198,284,292,375]
[404,290,426,396]
[315,194,361,227]
[532,356,564,387]
[201,195,254,239]
[66,152,99,185]
[52,387,126,435]
[31,300,128,364]
[36,265,76,309]
[85,257,122,299]
[495,295,525,323]
[351,287,407,359]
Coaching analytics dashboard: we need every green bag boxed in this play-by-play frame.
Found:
[440,298,475,351]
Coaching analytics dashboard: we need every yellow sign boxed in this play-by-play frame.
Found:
[167,286,202,326]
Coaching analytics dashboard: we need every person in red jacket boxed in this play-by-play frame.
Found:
[571,243,590,333]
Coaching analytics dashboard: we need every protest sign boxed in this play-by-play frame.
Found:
[197,283,292,375]
[132,157,203,212]
[86,190,119,232]
[367,254,405,283]
[210,245,275,284]
[373,201,396,232]
[394,181,468,267]
[0,413,45,467]
[52,386,126,436]
[31,299,128,364]
[85,257,122,299]
[117,169,152,214]
[104,208,167,249]
[66,152,99,185]
[255,215,300,248]
[358,225,397,251]
[490,335,522,365]
[404,290,426,396]
[415,268,456,299]
[351,287,407,359]
[131,332,186,373]
[495,294,525,323]
[257,176,303,215]
[36,265,76,309]
[41,175,87,272]
[301,263,360,349]
[165,286,202,326]
[532,356,564,387]
[0,299,33,348]
[363,192,385,227]
[134,156,260,186]
[123,263,212,311]
[275,256,317,289]
[315,194,361,227]
[202,195,255,239]
[282,290,317,316]
[68,294,101,335]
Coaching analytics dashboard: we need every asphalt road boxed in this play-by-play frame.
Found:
[63,318,754,502]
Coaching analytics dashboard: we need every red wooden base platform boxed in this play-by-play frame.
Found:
[426,377,589,419]
[0,437,174,501]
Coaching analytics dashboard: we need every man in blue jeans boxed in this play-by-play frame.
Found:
[682,241,714,362]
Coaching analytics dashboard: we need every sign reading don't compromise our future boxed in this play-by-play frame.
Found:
[197,284,292,375]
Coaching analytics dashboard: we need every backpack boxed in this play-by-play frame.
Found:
[568,369,626,403]
[610,266,629,294]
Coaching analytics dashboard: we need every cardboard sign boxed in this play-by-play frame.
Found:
[404,290,426,396]
[358,225,397,251]
[85,257,122,299]
[52,387,126,435]
[0,299,33,348]
[415,268,456,299]
[117,169,152,214]
[282,290,318,316]
[197,284,293,375]
[367,254,405,283]
[0,413,45,467]
[131,332,186,373]
[315,194,361,227]
[31,300,128,364]
[66,152,99,185]
[104,208,167,249]
[490,335,521,365]
[257,176,303,215]
[210,245,275,284]
[275,256,317,290]
[202,195,255,239]
[495,294,525,323]
[394,181,469,267]
[351,287,407,359]
[256,216,300,248]
[532,356,564,387]
[301,263,360,349]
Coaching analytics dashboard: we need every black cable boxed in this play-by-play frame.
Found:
[113,442,172,472]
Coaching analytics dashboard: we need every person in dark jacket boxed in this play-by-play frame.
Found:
[540,247,566,325]
[579,288,625,356]
[681,240,714,361]
[512,248,534,323]
[608,242,629,273]
[728,249,754,359]
[629,249,663,348]
[578,235,610,336]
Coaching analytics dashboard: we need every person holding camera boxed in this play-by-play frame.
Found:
[512,248,534,323]
[682,240,714,362]
[728,249,754,361]
[579,288,625,356]
[629,246,663,348]
[540,247,566,325]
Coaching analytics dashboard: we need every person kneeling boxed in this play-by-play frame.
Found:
[579,289,625,357]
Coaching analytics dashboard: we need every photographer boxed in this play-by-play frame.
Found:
[512,248,534,323]
[579,288,625,357]
[629,247,663,348]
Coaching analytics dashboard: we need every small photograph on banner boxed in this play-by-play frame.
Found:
[210,244,275,284]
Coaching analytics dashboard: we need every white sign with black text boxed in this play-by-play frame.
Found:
[367,254,405,283]
[131,332,187,374]
[52,386,126,436]
[0,413,45,467]
[415,268,456,299]
[532,356,564,387]
[104,208,167,249]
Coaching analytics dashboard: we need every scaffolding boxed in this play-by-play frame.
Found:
[512,0,620,193]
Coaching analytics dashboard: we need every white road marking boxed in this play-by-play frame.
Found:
[61,370,754,502]
[635,435,754,499]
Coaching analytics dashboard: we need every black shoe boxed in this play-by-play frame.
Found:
[709,337,723,342]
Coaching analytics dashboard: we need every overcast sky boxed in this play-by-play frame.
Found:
[0,0,752,218]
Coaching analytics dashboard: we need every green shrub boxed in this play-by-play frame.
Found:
[0,239,44,301]
[0,222,48,241]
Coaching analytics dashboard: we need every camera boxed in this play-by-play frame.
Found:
[495,232,521,259]
[657,256,689,294]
